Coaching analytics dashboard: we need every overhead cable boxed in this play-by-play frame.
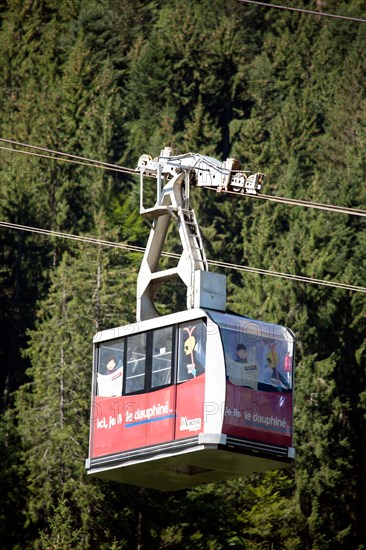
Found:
[1,138,365,218]
[236,0,366,24]
[0,220,365,294]
[0,220,145,253]
[0,138,136,175]
[207,257,366,293]
[213,188,366,217]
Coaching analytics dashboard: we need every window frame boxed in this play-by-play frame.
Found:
[124,331,148,395]
[95,324,177,397]
[96,339,125,397]
[151,325,175,390]
[177,319,207,383]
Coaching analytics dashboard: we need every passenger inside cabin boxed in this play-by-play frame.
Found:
[225,342,258,389]
[105,354,118,374]
[235,343,248,364]
[97,352,123,396]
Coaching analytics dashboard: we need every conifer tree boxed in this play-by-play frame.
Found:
[15,238,138,547]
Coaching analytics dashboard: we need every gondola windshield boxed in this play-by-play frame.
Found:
[210,311,293,392]
[210,311,294,449]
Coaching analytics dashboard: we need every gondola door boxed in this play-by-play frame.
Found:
[174,319,206,441]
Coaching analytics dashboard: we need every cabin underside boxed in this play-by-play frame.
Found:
[86,434,293,491]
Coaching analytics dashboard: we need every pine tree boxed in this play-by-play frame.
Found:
[123,0,260,162]
[15,239,138,547]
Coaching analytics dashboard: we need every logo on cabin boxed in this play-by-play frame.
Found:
[179,416,202,432]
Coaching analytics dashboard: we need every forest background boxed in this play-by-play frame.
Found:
[0,0,365,548]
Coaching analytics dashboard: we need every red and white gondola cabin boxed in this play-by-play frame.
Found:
[85,308,295,491]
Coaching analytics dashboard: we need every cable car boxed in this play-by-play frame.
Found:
[85,307,295,491]
[85,147,295,490]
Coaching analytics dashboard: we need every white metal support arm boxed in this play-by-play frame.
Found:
[135,147,264,322]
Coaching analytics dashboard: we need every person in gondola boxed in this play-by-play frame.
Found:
[104,353,123,375]
[105,354,118,374]
[235,343,248,364]
[97,353,123,396]
[225,343,258,388]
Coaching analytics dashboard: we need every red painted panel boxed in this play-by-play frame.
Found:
[223,382,293,447]
[91,386,175,458]
[175,374,205,439]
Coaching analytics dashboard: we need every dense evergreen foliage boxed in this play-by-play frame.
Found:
[0,0,365,548]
